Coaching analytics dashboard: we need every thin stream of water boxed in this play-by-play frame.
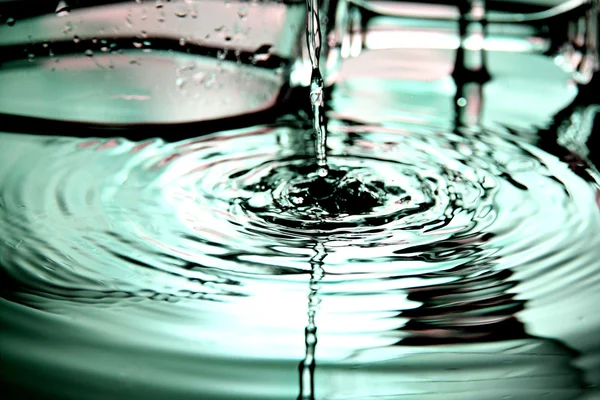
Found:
[306,0,328,175]
[298,242,326,400]
[298,2,329,397]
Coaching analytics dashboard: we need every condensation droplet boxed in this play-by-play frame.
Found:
[174,4,188,18]
[73,35,81,44]
[55,0,70,17]
[252,44,272,63]
[6,17,16,26]
[201,73,217,88]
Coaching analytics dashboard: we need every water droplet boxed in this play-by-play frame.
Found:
[201,73,217,88]
[310,85,323,107]
[174,5,188,18]
[238,6,248,20]
[73,35,80,44]
[179,37,186,46]
[140,31,148,39]
[457,97,467,107]
[85,49,93,57]
[133,41,143,48]
[252,44,272,63]
[27,53,35,62]
[6,17,15,26]
[176,77,186,90]
[55,0,70,17]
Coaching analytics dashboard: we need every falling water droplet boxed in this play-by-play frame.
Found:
[55,0,70,17]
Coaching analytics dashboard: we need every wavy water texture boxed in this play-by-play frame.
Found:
[1,114,599,398]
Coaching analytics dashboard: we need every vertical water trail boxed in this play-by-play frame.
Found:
[298,242,326,400]
[306,0,329,176]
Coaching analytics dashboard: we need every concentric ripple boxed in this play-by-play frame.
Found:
[1,122,600,399]
[0,123,599,288]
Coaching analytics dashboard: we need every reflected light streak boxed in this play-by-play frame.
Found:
[365,31,550,53]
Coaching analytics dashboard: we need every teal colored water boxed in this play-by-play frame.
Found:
[1,2,600,399]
